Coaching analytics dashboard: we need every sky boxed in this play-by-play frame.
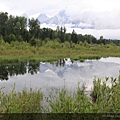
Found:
[0,0,120,39]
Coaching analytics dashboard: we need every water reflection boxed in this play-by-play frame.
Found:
[28,62,40,75]
[0,57,120,93]
[0,62,41,80]
[0,59,68,80]
[55,58,74,67]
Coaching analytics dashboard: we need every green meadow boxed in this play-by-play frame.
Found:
[0,41,120,63]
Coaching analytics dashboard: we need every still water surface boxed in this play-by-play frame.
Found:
[0,57,120,93]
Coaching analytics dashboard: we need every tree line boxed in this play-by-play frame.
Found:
[0,12,120,46]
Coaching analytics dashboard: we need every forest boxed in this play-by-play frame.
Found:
[0,12,120,46]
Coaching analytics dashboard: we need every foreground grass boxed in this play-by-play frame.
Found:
[0,85,43,113]
[0,76,120,114]
[0,41,120,63]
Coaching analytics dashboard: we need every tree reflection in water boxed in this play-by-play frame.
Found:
[0,59,72,80]
[28,62,40,75]
[0,62,40,80]
[55,59,66,67]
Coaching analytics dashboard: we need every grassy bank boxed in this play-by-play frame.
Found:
[0,76,120,114]
[0,41,120,63]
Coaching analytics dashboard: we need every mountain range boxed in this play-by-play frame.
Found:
[37,10,94,29]
[22,10,94,29]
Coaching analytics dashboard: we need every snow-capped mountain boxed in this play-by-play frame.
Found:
[23,10,95,29]
[54,10,70,24]
[48,16,59,24]
[20,9,120,29]
[37,10,70,25]
[36,10,94,29]
[37,13,49,23]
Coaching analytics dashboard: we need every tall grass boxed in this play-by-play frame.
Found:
[90,76,120,113]
[0,84,43,113]
[44,76,120,113]
[0,76,120,115]
[0,41,120,63]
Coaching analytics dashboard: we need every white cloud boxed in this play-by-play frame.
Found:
[0,2,9,12]
[76,10,120,29]
[1,0,120,15]
[1,0,120,31]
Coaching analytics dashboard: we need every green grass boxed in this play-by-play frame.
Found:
[44,76,120,114]
[0,84,43,113]
[0,41,120,63]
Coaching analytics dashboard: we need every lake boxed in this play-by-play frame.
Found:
[0,57,120,94]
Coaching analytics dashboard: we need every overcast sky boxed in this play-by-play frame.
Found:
[1,0,120,39]
[0,0,120,15]
[1,0,120,27]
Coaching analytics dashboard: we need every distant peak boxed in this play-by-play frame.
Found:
[23,13,27,16]
[37,13,49,23]
[37,13,49,19]
[21,13,29,18]
[39,13,47,17]
[58,10,66,16]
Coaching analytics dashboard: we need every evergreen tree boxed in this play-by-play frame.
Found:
[0,12,8,36]
[71,29,78,43]
[29,18,40,39]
